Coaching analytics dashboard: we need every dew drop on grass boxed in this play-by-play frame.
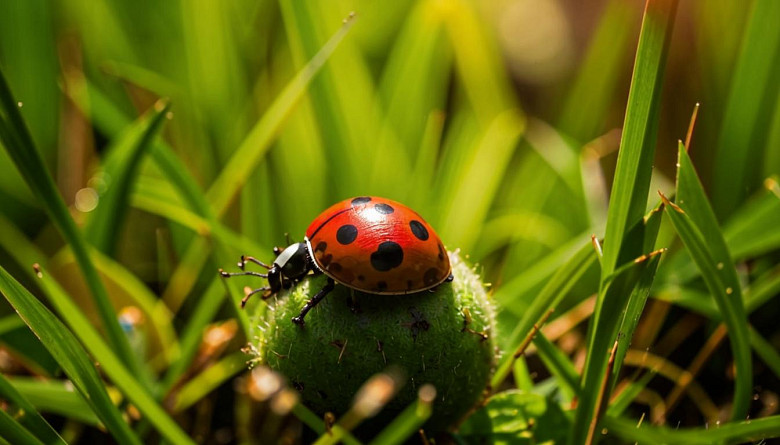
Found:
[717,262,724,270]
[17,101,23,107]
[75,187,99,212]
[726,287,733,295]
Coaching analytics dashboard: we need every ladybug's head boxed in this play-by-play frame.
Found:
[270,242,311,288]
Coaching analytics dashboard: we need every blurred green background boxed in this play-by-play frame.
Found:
[1,0,779,443]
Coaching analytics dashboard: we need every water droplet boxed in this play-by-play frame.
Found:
[166,111,174,119]
[601,428,608,435]
[75,188,99,212]
[676,163,680,167]
[726,287,733,295]
[717,262,724,270]
[17,101,23,107]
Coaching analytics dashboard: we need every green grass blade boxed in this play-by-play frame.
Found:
[491,240,596,387]
[206,13,355,215]
[532,332,581,399]
[0,373,65,445]
[368,387,434,445]
[30,266,195,444]
[605,414,780,444]
[5,377,100,426]
[666,143,752,419]
[0,266,142,445]
[0,409,45,445]
[0,68,140,376]
[749,326,780,381]
[559,0,636,143]
[712,0,780,220]
[85,99,170,256]
[571,1,678,441]
[170,352,246,413]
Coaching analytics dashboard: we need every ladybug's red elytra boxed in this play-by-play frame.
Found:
[220,196,453,326]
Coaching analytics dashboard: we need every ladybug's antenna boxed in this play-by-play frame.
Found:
[242,286,271,307]
[240,255,271,270]
[219,269,268,279]
[284,232,292,246]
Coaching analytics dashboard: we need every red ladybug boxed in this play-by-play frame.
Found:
[221,196,452,325]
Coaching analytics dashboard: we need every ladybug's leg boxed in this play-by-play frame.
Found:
[219,269,268,279]
[292,278,335,326]
[446,273,454,282]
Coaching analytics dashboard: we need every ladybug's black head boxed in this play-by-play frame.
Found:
[266,242,312,292]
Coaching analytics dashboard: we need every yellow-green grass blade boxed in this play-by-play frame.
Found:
[572,0,678,441]
[0,68,140,376]
[668,143,751,419]
[5,377,100,426]
[491,240,596,388]
[379,0,450,162]
[533,331,581,400]
[712,0,780,220]
[0,266,142,445]
[208,8,356,213]
[0,373,65,445]
[604,414,780,444]
[368,387,434,445]
[31,266,195,444]
[85,99,170,256]
[559,0,636,143]
[170,352,246,413]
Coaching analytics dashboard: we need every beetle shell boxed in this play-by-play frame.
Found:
[305,196,451,294]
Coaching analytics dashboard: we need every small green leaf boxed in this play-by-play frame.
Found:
[458,390,569,445]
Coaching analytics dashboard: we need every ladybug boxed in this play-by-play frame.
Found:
[221,196,452,326]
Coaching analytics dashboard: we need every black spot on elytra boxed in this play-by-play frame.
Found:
[370,241,404,271]
[437,242,446,261]
[407,280,414,290]
[351,197,371,206]
[315,241,328,253]
[375,203,394,214]
[423,267,441,286]
[357,275,365,282]
[336,224,358,245]
[410,220,429,241]
[377,281,388,291]
[328,262,342,272]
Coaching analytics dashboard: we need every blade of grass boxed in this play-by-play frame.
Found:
[30,266,194,444]
[0,409,45,445]
[170,351,246,413]
[0,68,140,377]
[712,0,780,220]
[206,12,356,214]
[0,373,65,445]
[492,240,596,387]
[368,385,436,445]
[5,377,100,426]
[572,0,678,441]
[664,142,752,419]
[749,326,780,380]
[85,99,170,256]
[0,266,142,445]
[604,414,780,444]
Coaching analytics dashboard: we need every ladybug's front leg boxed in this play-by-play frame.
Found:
[292,278,335,326]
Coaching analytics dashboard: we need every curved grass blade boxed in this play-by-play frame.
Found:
[170,352,246,413]
[0,266,142,445]
[85,99,170,256]
[30,266,195,445]
[572,0,678,441]
[0,373,65,445]
[5,377,100,426]
[0,68,140,377]
[368,386,435,445]
[605,413,780,444]
[664,142,751,419]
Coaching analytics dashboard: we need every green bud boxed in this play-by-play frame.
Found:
[250,252,496,436]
